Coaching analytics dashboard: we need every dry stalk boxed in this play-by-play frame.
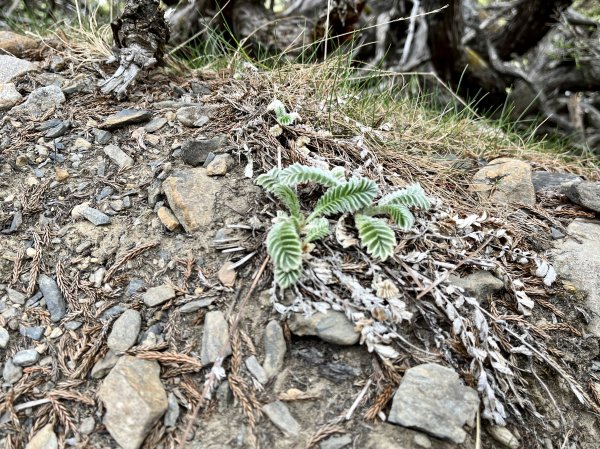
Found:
[10,247,25,287]
[363,384,395,421]
[132,351,204,371]
[304,415,346,449]
[104,241,159,282]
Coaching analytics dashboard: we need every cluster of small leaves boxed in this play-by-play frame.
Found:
[256,164,430,288]
[267,99,300,126]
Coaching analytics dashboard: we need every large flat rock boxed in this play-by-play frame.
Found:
[388,363,479,444]
[552,219,600,336]
[0,55,36,83]
[162,168,220,232]
[98,356,168,449]
[471,158,535,205]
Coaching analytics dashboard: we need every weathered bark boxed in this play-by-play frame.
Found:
[99,0,169,99]
[491,0,573,60]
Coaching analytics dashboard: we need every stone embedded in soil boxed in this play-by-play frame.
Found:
[162,168,220,232]
[531,171,582,193]
[157,206,180,231]
[13,85,65,117]
[565,181,600,213]
[471,158,535,205]
[6,287,26,304]
[38,274,66,322]
[200,311,232,365]
[74,137,92,150]
[91,350,119,379]
[217,262,237,287]
[552,219,600,337]
[319,362,361,383]
[143,284,176,307]
[72,203,111,226]
[176,105,211,127]
[144,117,167,133]
[98,355,168,449]
[263,320,286,379]
[0,326,9,348]
[164,393,180,428]
[107,309,141,352]
[486,425,520,449]
[206,154,235,176]
[12,349,40,367]
[0,55,36,83]
[104,144,134,169]
[100,109,152,130]
[0,83,22,110]
[388,363,480,444]
[181,136,228,167]
[245,355,269,385]
[179,298,214,314]
[45,120,71,138]
[55,167,70,182]
[19,325,45,341]
[0,31,37,57]
[288,311,360,346]
[3,358,23,384]
[24,423,57,449]
[262,400,301,436]
[94,128,112,144]
[320,435,352,449]
[79,417,96,435]
[448,270,504,301]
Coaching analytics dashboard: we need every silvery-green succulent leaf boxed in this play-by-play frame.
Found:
[310,178,379,219]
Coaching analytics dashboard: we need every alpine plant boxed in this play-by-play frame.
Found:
[256,164,430,288]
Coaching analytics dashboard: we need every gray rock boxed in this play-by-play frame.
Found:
[319,362,361,383]
[448,270,504,301]
[552,219,600,337]
[79,417,96,435]
[6,287,26,304]
[176,106,211,127]
[190,81,211,95]
[486,425,520,449]
[64,321,82,331]
[206,154,235,176]
[388,363,480,444]
[245,355,268,385]
[107,309,141,352]
[262,401,300,436]
[179,298,214,314]
[3,358,23,384]
[162,168,221,232]
[72,204,111,226]
[144,117,167,133]
[93,128,112,144]
[0,55,36,83]
[288,311,359,346]
[19,325,45,340]
[62,74,95,95]
[0,82,22,110]
[13,85,65,117]
[24,423,57,449]
[320,435,352,449]
[532,171,582,192]
[143,285,176,307]
[38,274,66,322]
[126,278,145,296]
[104,144,134,169]
[551,227,565,240]
[100,109,152,130]
[413,433,432,448]
[98,356,168,449]
[91,350,119,379]
[565,181,600,213]
[0,326,9,348]
[164,393,180,428]
[200,311,232,365]
[263,320,286,378]
[45,120,71,138]
[153,100,203,109]
[181,136,228,167]
[13,349,40,367]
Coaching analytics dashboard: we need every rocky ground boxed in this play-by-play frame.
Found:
[1,29,600,449]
